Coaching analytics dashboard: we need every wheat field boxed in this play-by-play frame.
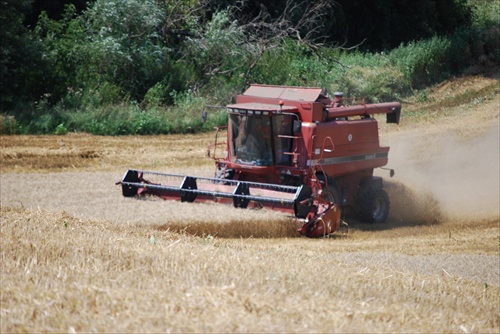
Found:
[1,75,499,332]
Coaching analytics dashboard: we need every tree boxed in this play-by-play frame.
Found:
[0,0,46,110]
[34,4,86,105]
[24,0,90,28]
[81,0,175,101]
[181,0,339,93]
[330,0,472,50]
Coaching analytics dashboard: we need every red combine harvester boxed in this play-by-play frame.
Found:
[118,85,401,237]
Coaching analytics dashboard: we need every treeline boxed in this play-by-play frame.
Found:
[0,0,498,135]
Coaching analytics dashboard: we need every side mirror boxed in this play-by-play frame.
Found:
[293,120,302,134]
[387,107,401,124]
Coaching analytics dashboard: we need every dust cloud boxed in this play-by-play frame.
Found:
[383,123,500,222]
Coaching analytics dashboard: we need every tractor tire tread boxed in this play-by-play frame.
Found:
[358,188,390,224]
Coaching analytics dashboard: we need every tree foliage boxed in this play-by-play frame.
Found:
[1,0,496,135]
[34,5,86,104]
[0,0,44,109]
[331,0,473,51]
[81,0,172,100]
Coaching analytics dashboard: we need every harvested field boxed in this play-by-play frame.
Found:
[1,73,499,332]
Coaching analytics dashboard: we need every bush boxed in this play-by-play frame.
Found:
[391,36,452,88]
[0,115,17,135]
[336,65,407,103]
[471,0,500,29]
[54,123,68,135]
[49,89,217,135]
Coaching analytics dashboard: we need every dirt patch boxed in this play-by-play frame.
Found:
[334,251,499,284]
[1,149,101,170]
[0,132,215,173]
[0,171,295,236]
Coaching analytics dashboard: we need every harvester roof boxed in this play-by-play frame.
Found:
[226,102,298,113]
[244,84,327,102]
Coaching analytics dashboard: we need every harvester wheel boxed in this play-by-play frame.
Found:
[358,188,389,224]
[323,185,341,206]
[316,174,341,205]
[294,186,313,219]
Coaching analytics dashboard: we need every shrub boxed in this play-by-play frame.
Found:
[0,115,17,135]
[315,51,409,102]
[391,36,452,88]
[53,123,68,135]
[471,0,500,29]
[336,65,407,103]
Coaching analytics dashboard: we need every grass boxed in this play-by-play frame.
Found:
[383,69,500,126]
[1,206,498,333]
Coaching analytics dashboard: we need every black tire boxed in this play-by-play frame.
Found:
[316,174,342,206]
[294,186,313,219]
[358,188,390,224]
[323,185,341,206]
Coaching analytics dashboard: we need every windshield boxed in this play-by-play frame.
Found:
[230,113,294,166]
[230,114,272,166]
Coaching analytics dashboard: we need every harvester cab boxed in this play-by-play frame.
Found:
[118,84,401,238]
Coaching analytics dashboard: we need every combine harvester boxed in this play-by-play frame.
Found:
[118,85,401,237]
